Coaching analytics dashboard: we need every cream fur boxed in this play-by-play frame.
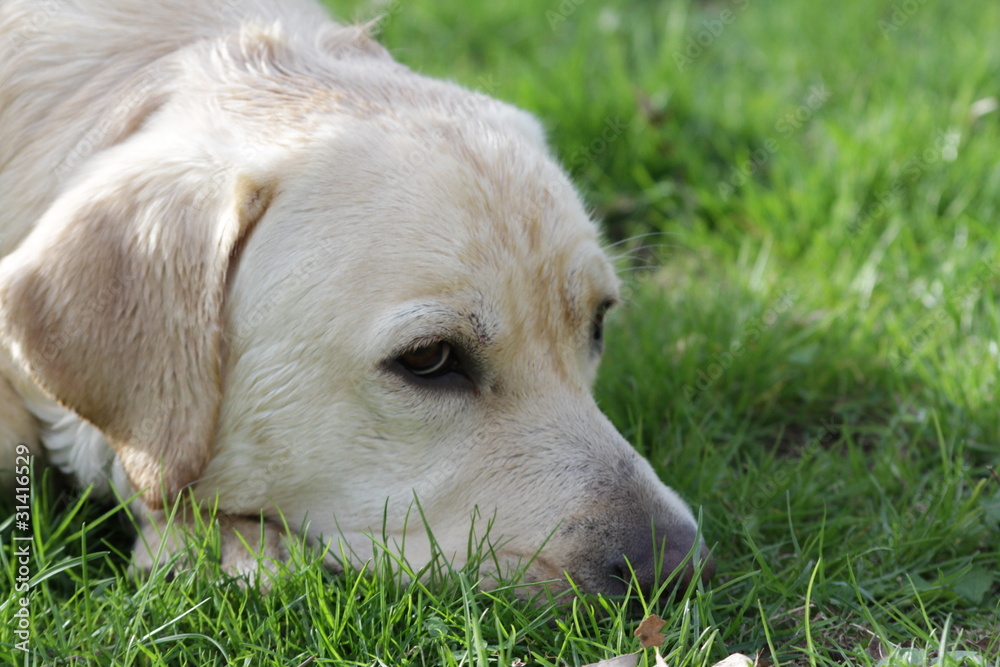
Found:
[0,0,710,595]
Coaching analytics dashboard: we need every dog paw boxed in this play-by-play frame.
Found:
[217,515,291,585]
[130,510,290,589]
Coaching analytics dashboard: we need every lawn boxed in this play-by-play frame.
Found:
[2,0,999,664]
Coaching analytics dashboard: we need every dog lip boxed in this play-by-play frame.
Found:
[471,549,568,588]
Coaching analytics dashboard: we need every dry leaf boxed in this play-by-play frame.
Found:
[580,653,639,667]
[711,654,755,667]
[634,614,667,648]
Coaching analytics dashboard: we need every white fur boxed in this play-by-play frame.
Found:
[0,0,709,595]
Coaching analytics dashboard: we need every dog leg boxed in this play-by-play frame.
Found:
[0,353,43,491]
[130,501,291,588]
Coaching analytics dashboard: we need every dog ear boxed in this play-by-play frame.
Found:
[0,138,275,509]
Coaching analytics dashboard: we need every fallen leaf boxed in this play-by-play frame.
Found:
[711,654,755,667]
[581,653,639,667]
[634,614,667,648]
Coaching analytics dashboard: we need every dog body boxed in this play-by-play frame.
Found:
[0,0,709,595]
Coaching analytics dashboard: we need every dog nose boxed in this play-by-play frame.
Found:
[607,523,715,599]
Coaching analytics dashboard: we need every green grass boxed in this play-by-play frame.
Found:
[3,0,999,664]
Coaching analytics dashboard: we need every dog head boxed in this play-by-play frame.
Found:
[0,24,712,598]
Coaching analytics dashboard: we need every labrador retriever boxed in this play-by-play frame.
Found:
[0,0,713,597]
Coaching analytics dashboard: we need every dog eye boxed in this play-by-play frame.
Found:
[593,311,606,344]
[592,300,614,347]
[398,342,458,378]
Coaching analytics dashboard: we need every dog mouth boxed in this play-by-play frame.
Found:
[466,539,714,611]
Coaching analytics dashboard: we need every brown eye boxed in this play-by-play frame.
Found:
[593,310,606,343]
[398,342,454,377]
[593,299,614,347]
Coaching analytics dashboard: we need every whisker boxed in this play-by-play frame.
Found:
[615,264,661,277]
[602,230,676,250]
[608,243,679,263]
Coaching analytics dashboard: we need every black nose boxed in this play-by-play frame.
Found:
[606,523,715,600]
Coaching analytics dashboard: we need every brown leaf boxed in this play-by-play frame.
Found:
[633,614,667,648]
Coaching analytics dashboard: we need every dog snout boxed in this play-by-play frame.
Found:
[604,522,715,599]
[593,522,715,601]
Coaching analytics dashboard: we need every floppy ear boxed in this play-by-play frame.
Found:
[0,139,274,508]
